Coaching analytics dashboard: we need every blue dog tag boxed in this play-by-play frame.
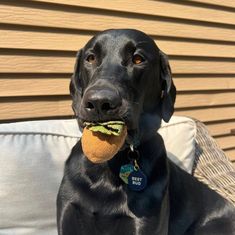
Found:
[128,169,147,191]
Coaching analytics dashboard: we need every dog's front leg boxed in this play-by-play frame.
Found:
[57,202,80,235]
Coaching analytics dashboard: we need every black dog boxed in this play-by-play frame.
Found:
[57,29,235,235]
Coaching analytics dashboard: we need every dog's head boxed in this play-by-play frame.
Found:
[70,29,176,143]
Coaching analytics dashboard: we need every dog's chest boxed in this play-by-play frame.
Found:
[75,188,165,235]
[76,206,162,235]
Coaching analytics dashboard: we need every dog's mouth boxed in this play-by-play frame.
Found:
[80,110,137,136]
[81,117,140,148]
[80,116,125,127]
[78,103,138,133]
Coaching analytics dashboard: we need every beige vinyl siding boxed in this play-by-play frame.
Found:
[0,1,234,164]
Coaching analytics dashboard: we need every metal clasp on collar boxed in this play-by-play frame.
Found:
[128,145,140,170]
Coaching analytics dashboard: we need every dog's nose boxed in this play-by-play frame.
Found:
[83,89,122,116]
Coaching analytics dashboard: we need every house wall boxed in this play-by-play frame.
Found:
[0,0,234,163]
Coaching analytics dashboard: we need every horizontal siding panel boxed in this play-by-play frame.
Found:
[170,59,235,74]
[215,135,235,150]
[1,78,235,104]
[1,76,234,97]
[175,106,235,122]
[174,77,235,91]
[0,99,72,120]
[157,40,235,59]
[176,92,235,108]
[0,78,69,97]
[187,0,235,9]
[1,54,235,74]
[0,99,234,123]
[0,4,235,42]
[207,121,235,136]
[30,0,235,25]
[1,29,235,58]
[0,54,74,73]
[2,78,235,109]
[0,29,88,52]
[225,149,235,161]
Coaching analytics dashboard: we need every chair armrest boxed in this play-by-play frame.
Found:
[192,120,235,205]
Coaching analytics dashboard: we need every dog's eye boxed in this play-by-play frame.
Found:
[86,54,96,64]
[132,54,144,64]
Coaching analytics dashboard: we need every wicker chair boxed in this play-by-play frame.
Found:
[193,120,235,205]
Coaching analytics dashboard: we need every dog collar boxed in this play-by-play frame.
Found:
[126,130,140,149]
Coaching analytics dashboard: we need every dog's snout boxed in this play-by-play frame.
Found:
[83,89,122,117]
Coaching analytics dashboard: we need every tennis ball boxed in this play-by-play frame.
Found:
[81,125,127,163]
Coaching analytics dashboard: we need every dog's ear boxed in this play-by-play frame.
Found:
[70,50,83,115]
[159,50,176,122]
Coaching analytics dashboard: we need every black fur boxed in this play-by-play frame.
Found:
[57,29,235,235]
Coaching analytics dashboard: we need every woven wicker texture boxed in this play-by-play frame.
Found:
[193,120,235,205]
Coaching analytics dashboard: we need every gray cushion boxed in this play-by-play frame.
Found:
[0,120,80,235]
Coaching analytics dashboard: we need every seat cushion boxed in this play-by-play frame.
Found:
[0,120,80,235]
[160,116,196,173]
[0,116,196,234]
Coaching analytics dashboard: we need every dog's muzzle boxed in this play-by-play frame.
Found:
[80,85,123,122]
